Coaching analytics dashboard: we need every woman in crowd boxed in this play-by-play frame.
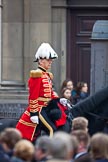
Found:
[60,87,73,103]
[60,79,74,95]
[73,81,89,104]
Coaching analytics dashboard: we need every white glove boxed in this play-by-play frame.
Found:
[60,98,68,106]
[30,116,39,124]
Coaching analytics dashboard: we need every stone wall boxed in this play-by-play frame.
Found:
[1,0,67,98]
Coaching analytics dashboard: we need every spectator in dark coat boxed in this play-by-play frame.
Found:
[74,154,95,162]
[71,130,90,160]
[0,144,11,162]
[90,133,108,162]
[73,82,89,105]
[48,131,78,162]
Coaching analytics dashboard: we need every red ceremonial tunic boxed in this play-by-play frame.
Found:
[16,66,58,141]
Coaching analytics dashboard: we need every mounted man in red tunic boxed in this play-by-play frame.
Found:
[16,43,71,142]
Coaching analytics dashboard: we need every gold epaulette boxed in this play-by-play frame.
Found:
[48,72,53,80]
[30,70,43,78]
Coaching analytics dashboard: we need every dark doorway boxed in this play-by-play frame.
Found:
[67,8,108,92]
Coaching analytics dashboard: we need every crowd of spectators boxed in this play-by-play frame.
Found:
[60,79,89,105]
[0,116,108,162]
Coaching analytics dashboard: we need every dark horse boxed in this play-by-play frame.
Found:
[35,86,108,137]
[40,86,108,136]
[71,86,108,135]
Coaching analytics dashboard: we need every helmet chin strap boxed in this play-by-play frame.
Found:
[38,66,46,72]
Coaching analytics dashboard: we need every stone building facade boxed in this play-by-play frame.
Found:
[0,0,108,103]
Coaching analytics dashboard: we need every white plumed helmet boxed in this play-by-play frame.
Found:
[34,43,58,62]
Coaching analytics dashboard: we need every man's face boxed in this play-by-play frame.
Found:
[39,59,53,70]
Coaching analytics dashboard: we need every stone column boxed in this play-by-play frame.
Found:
[91,20,108,94]
[1,0,25,89]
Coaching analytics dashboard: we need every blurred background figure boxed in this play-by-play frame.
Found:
[0,128,22,161]
[48,131,79,162]
[71,130,90,160]
[74,153,95,162]
[11,139,34,162]
[90,133,108,162]
[73,81,89,104]
[71,117,88,133]
[0,119,18,133]
[34,135,52,162]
